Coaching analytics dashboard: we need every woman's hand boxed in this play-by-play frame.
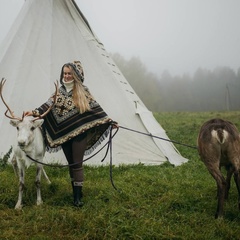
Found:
[111,121,119,129]
[24,111,33,116]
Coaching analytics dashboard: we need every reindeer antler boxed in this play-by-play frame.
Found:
[0,78,22,120]
[33,81,59,121]
[0,78,59,121]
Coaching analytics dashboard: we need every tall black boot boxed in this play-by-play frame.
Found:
[71,181,84,207]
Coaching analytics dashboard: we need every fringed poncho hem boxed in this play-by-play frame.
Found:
[38,85,114,155]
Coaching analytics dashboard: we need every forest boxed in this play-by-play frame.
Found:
[112,53,240,112]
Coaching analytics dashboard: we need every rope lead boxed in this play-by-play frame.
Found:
[119,125,198,150]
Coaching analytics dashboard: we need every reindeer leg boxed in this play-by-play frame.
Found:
[233,169,240,211]
[42,167,51,184]
[11,155,18,177]
[217,181,227,219]
[228,155,240,211]
[15,167,25,210]
[210,169,226,219]
[225,166,233,200]
[204,160,226,219]
[35,164,43,206]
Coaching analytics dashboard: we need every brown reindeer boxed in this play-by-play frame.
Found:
[197,118,240,218]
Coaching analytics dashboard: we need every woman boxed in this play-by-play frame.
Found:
[26,61,117,207]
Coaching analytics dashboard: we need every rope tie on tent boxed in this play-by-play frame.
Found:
[119,125,198,150]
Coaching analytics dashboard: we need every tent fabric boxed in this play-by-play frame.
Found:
[0,0,188,166]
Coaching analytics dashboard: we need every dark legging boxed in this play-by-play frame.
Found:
[62,132,87,184]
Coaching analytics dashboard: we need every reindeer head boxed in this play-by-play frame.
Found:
[10,116,44,148]
[0,78,58,149]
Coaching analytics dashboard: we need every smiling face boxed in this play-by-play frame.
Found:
[63,66,74,82]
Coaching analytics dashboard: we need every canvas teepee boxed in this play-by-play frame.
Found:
[0,0,188,166]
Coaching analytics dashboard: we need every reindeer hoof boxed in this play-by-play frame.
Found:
[15,203,23,210]
[215,212,224,219]
[36,200,43,206]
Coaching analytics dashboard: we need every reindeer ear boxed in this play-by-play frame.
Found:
[33,119,44,128]
[10,120,20,127]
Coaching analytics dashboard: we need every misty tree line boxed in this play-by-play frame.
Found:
[111,53,240,112]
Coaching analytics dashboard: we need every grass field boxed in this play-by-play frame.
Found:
[0,111,240,239]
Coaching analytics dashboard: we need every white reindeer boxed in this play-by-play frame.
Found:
[0,78,58,209]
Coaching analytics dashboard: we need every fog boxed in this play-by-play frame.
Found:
[0,0,240,76]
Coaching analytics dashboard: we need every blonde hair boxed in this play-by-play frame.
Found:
[73,80,91,114]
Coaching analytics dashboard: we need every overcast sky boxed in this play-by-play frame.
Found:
[0,0,240,76]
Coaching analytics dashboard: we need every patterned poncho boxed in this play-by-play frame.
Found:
[36,85,113,154]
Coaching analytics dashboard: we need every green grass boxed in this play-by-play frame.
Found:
[1,111,240,239]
